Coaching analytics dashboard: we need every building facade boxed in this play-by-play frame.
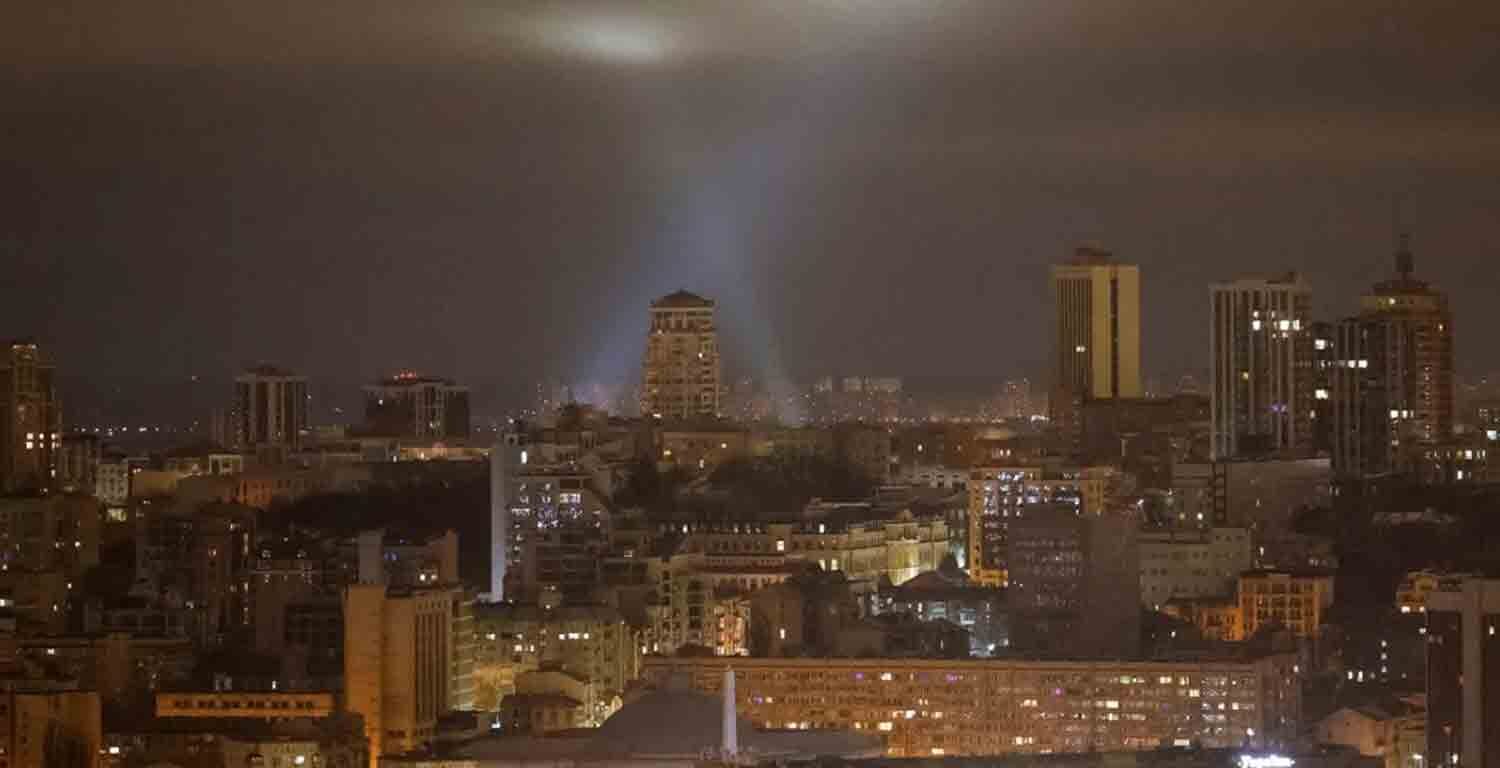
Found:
[1050,249,1142,432]
[0,686,101,768]
[966,464,1125,586]
[56,433,100,496]
[1006,505,1140,658]
[362,373,471,440]
[646,655,1301,757]
[234,364,308,450]
[1332,237,1454,477]
[1209,275,1313,459]
[1138,527,1252,609]
[0,340,60,494]
[1237,570,1334,640]
[473,601,640,723]
[344,584,461,765]
[1426,576,1500,768]
[640,291,721,420]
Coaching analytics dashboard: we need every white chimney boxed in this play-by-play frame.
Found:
[722,666,738,758]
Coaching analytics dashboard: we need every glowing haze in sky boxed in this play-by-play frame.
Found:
[3,1,1498,421]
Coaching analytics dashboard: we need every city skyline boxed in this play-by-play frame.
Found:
[6,4,1500,767]
[14,237,1488,430]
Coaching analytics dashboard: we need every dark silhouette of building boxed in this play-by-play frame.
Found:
[0,340,59,494]
[233,364,308,450]
[1007,504,1139,658]
[362,372,471,440]
[1426,576,1500,768]
[1332,236,1454,477]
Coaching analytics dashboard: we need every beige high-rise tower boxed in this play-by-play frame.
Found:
[1050,249,1141,433]
[640,290,721,420]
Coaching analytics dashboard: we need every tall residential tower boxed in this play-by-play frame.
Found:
[233,364,308,450]
[0,341,60,494]
[1050,249,1141,441]
[1209,274,1314,459]
[1332,237,1454,477]
[640,291,721,421]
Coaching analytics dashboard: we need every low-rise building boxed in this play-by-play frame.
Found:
[646,654,1301,757]
[867,567,1008,656]
[1238,569,1334,639]
[1395,569,1445,615]
[154,690,337,719]
[967,464,1130,586]
[1313,696,1425,768]
[1162,597,1244,642]
[16,634,196,704]
[473,599,639,722]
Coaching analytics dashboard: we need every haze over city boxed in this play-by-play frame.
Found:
[5,1,1499,425]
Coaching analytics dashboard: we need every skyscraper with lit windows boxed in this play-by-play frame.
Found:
[640,290,721,421]
[1209,274,1314,459]
[1332,236,1454,477]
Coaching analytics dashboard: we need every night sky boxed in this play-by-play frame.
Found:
[4,1,1498,424]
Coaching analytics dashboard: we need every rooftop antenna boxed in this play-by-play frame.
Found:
[1393,192,1413,279]
[1396,233,1414,281]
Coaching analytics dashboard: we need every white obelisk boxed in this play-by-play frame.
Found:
[722,666,738,758]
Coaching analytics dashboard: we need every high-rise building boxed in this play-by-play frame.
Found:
[1332,237,1454,477]
[343,531,472,766]
[1050,249,1141,444]
[1425,576,1500,768]
[1309,321,1336,455]
[1006,504,1139,658]
[1209,274,1314,459]
[0,340,60,494]
[648,654,1302,756]
[233,365,308,450]
[640,290,721,421]
[344,583,457,765]
[488,440,612,604]
[362,372,471,440]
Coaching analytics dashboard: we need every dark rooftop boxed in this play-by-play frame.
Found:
[651,290,714,309]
